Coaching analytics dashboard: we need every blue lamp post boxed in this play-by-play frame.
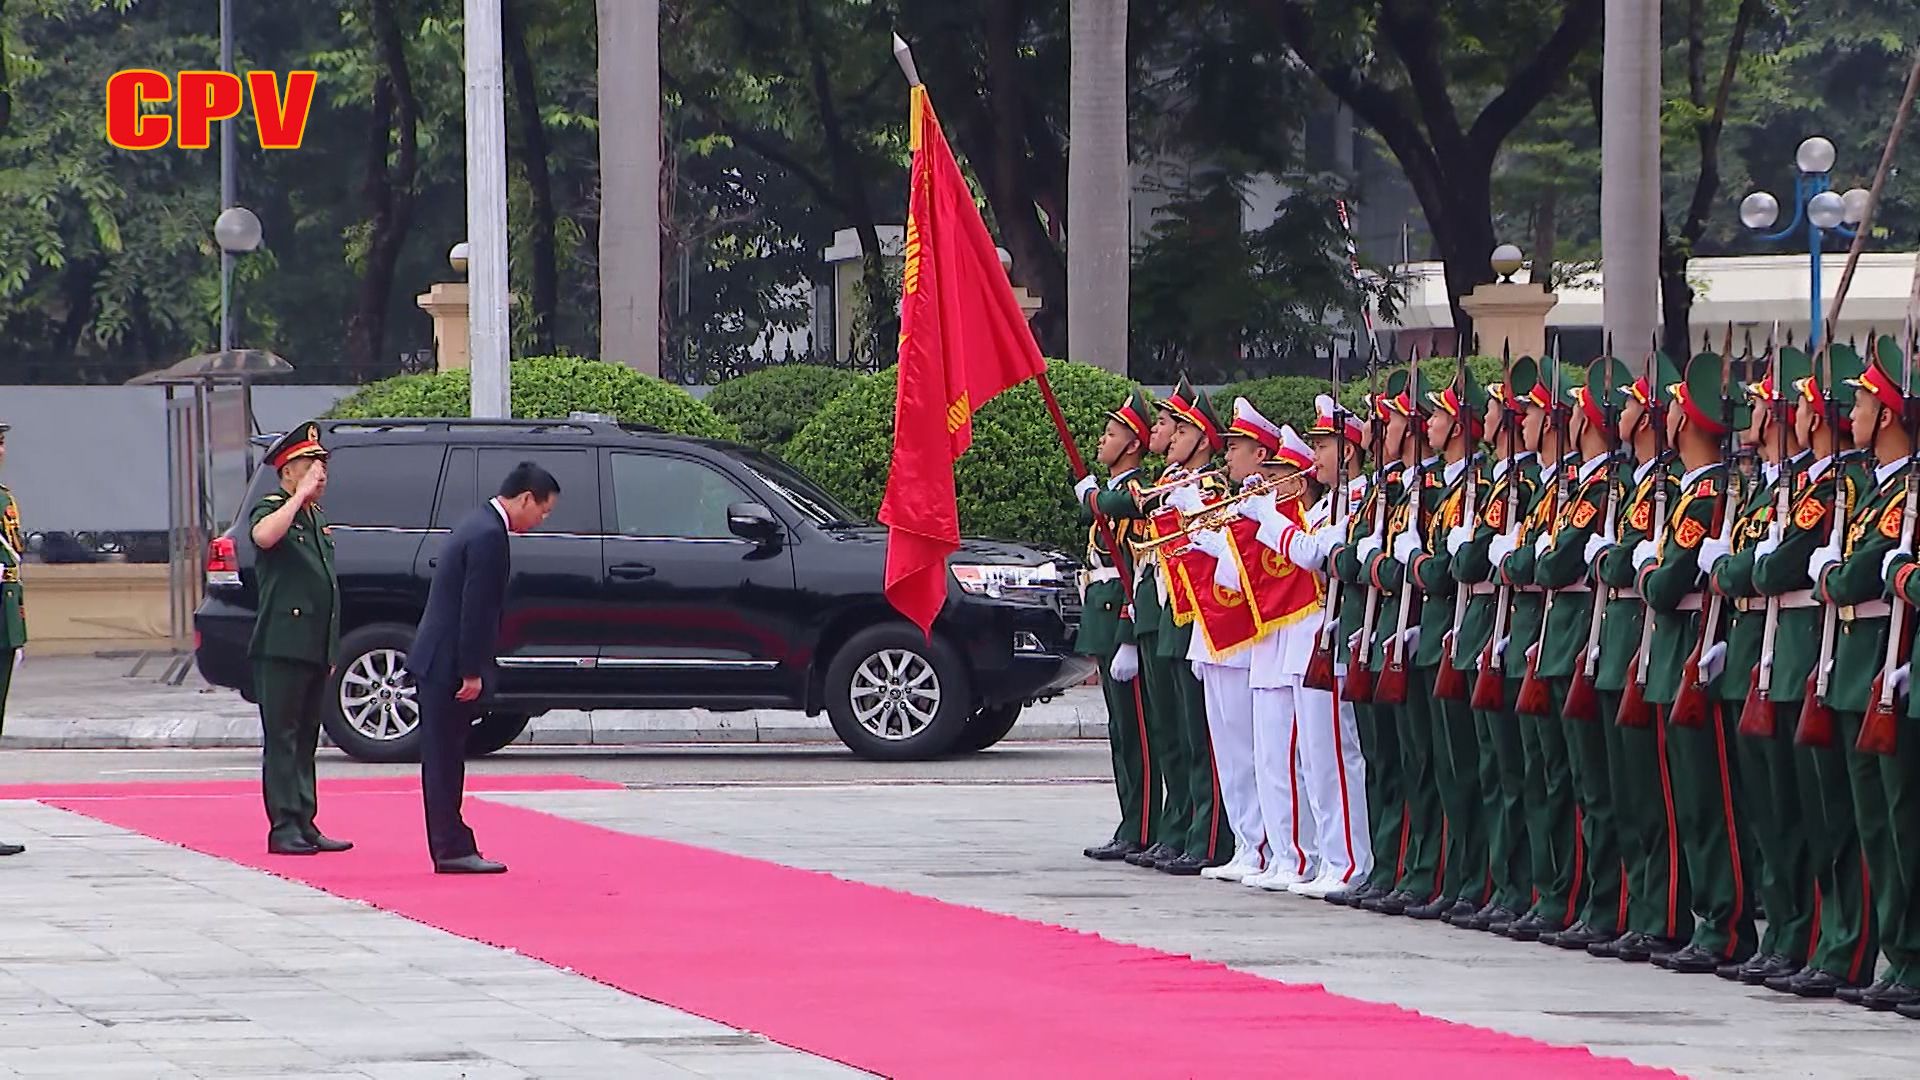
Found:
[1739,136,1873,350]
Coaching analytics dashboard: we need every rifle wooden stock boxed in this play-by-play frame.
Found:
[1303,641,1337,692]
[1669,644,1711,728]
[1859,675,1899,754]
[1374,635,1410,705]
[1736,666,1773,737]
[1795,668,1835,747]
[1616,655,1653,728]
[1563,665,1599,721]
[1434,633,1468,700]
[1470,642,1505,710]
[1515,651,1552,717]
[1343,662,1374,703]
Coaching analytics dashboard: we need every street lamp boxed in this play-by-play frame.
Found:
[1739,136,1871,349]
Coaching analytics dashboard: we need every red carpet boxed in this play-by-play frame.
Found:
[39,778,1672,1079]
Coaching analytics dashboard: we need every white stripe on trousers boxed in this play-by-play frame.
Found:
[1298,689,1373,884]
[1251,685,1313,876]
[1198,662,1262,858]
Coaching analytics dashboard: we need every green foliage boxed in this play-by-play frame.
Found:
[325,354,737,440]
[1216,376,1329,434]
[785,360,1134,552]
[701,364,860,454]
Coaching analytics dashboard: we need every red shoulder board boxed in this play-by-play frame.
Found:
[1570,500,1597,530]
[1694,479,1717,499]
[1879,497,1905,539]
[1674,516,1707,549]
[1425,472,1442,489]
[1793,496,1827,532]
[1628,499,1651,532]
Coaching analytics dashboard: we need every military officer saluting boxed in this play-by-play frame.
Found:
[0,420,25,857]
[249,422,352,856]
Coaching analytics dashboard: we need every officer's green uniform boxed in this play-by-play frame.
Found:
[1080,437,1156,853]
[0,469,25,734]
[1533,356,1635,943]
[249,423,342,849]
[1407,370,1491,915]
[1330,404,1406,897]
[1635,354,1757,966]
[1452,380,1531,922]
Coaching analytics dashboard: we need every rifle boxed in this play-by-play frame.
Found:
[1373,346,1422,706]
[1860,321,1919,754]
[1435,342,1478,701]
[1740,322,1789,736]
[1797,330,1842,747]
[1516,340,1566,717]
[1304,338,1347,693]
[1672,324,1739,727]
[1344,345,1388,703]
[1564,338,1624,722]
[1472,343,1522,711]
[1617,333,1667,728]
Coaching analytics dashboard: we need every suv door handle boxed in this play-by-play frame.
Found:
[609,562,656,580]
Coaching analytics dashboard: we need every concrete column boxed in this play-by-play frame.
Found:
[1601,0,1661,353]
[417,283,472,372]
[1459,282,1560,360]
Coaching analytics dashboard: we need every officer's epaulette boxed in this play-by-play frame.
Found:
[1424,471,1442,489]
[261,492,287,505]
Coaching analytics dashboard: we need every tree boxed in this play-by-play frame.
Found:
[1067,0,1129,373]
[597,0,661,374]
[1244,0,1604,338]
[342,0,421,378]
[502,0,558,354]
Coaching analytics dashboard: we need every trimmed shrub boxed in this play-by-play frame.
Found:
[326,355,737,440]
[785,360,1135,553]
[702,364,861,454]
[1217,375,1327,434]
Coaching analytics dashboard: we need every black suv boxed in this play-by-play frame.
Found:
[194,418,1090,762]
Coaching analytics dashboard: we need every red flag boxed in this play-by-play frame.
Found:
[879,85,1048,635]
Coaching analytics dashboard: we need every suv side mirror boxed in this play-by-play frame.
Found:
[727,501,783,547]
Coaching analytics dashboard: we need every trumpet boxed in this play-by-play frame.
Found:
[1134,467,1222,499]
[1135,473,1305,550]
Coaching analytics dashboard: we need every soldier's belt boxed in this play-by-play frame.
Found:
[1467,582,1498,596]
[1734,596,1760,613]
[1840,600,1891,621]
[1516,585,1545,594]
[1553,583,1592,594]
[1086,568,1121,584]
[1777,589,1819,610]
[1676,593,1704,612]
[1609,585,1641,601]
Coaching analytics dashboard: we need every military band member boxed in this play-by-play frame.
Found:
[0,420,24,858]
[1079,388,1161,863]
[1531,356,1631,951]
[248,423,352,856]
[1409,369,1490,922]
[1750,347,1877,996]
[1586,357,1692,961]
[1700,349,1820,986]
[1808,343,1920,1011]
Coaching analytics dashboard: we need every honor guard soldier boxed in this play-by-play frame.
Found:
[1750,344,1878,996]
[0,420,24,857]
[1078,388,1161,864]
[249,423,353,856]
[1630,350,1757,974]
[1871,329,1920,1020]
[1811,339,1920,1011]
[1532,355,1632,952]
[1700,343,1821,987]
[1586,355,1691,962]
[1410,365,1491,923]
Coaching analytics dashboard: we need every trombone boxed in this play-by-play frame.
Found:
[1134,467,1223,499]
[1135,472,1307,550]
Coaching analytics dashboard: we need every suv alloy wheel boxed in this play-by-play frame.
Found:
[323,623,530,763]
[824,623,972,760]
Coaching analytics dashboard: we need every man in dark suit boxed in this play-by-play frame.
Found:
[406,461,560,873]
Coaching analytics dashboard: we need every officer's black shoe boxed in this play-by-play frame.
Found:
[1323,882,1363,906]
[1505,913,1563,942]
[1713,959,1747,980]
[435,854,507,874]
[1654,944,1732,974]
[1126,843,1175,867]
[306,834,354,853]
[1476,904,1523,934]
[0,841,24,857]
[1837,977,1894,1006]
[1546,923,1617,950]
[268,837,321,856]
[1894,999,1920,1020]
[1587,931,1637,960]
[1619,934,1686,963]
[1738,953,1802,985]
[1861,980,1920,1011]
[1405,896,1453,921]
[1163,853,1207,876]
[1769,967,1848,997]
[1439,898,1479,925]
[1084,839,1144,861]
[1368,889,1417,916]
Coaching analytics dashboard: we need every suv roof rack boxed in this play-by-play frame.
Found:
[318,417,663,435]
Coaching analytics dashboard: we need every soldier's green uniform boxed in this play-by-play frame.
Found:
[0,422,21,857]
[1329,385,1406,900]
[1533,356,1634,948]
[1407,371,1490,918]
[249,423,343,851]
[1634,354,1757,970]
[1452,377,1530,926]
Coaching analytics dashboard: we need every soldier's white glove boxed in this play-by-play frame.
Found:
[1283,526,1326,572]
[1583,533,1613,564]
[1356,530,1384,562]
[1347,629,1365,663]
[1109,643,1139,683]
[1074,475,1099,502]
[1891,662,1911,701]
[1808,538,1842,581]
[1391,527,1420,564]
[1883,547,1911,581]
[1399,626,1421,655]
[1312,520,1345,549]
[1525,641,1538,664]
[1493,635,1509,662]
[1487,532,1518,567]
[1697,535,1732,575]
[1534,531,1552,557]
[1167,485,1206,514]
[10,648,21,673]
[1700,641,1727,684]
[1447,524,1474,555]
[1240,496,1288,552]
[1752,532,1781,563]
[1190,527,1231,560]
[1632,540,1657,569]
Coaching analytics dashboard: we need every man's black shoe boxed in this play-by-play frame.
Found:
[1861,980,1920,1011]
[1506,913,1564,942]
[1163,853,1207,876]
[0,841,24,857]
[1769,967,1849,997]
[268,837,320,856]
[1738,953,1802,986]
[306,834,354,853]
[1476,905,1523,934]
[1127,843,1176,868]
[1588,931,1638,960]
[1837,978,1894,1006]
[1367,889,1416,915]
[1654,944,1733,974]
[1084,839,1144,861]
[1714,959,1747,980]
[1439,898,1480,925]
[1618,934,1686,963]
[1405,897,1453,921]
[434,854,507,874]
[1545,923,1617,950]
[1894,999,1920,1020]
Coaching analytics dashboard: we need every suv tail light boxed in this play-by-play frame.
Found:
[206,536,241,588]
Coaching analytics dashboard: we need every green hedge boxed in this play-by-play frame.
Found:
[326,355,738,440]
[701,364,860,454]
[785,360,1135,553]
[1219,357,1586,436]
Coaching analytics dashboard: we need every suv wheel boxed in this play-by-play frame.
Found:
[954,703,1023,753]
[325,624,424,763]
[466,713,530,757]
[825,623,971,761]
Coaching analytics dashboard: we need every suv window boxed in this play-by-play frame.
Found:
[323,444,445,528]
[610,452,747,538]
[476,447,599,534]
[434,448,477,528]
